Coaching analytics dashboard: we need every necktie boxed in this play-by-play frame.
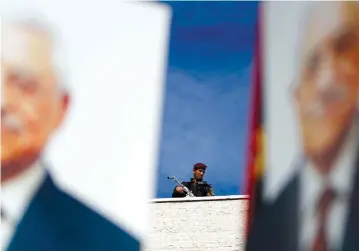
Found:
[311,187,336,251]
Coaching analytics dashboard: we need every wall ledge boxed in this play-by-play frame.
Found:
[149,194,249,203]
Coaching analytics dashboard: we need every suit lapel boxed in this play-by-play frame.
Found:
[342,152,359,251]
[7,174,61,251]
[271,174,300,251]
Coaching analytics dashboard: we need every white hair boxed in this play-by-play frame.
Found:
[295,2,359,75]
[294,2,359,111]
[2,8,70,94]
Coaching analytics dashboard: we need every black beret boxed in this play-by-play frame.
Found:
[193,163,207,170]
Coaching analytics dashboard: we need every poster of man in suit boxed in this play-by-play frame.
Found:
[1,1,171,250]
[247,2,359,251]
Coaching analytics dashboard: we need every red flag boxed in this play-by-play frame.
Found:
[245,3,264,234]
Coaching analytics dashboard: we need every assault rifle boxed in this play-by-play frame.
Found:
[167,176,196,197]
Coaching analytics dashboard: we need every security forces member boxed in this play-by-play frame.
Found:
[172,163,214,198]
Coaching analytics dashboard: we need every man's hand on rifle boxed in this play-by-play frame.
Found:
[175,186,184,193]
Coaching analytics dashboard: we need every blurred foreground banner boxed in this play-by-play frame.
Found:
[1,1,171,250]
[246,2,359,251]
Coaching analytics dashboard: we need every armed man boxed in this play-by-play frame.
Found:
[172,163,214,198]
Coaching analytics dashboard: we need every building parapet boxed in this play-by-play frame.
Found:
[145,195,249,251]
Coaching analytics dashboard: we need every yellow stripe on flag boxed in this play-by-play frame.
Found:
[254,127,265,178]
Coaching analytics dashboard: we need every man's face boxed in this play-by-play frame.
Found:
[1,24,69,165]
[193,168,205,180]
[295,5,359,158]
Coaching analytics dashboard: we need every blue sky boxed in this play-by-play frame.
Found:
[155,1,258,198]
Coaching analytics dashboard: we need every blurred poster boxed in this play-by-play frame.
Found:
[246,2,359,251]
[1,0,171,250]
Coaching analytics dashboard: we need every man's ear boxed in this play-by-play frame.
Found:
[54,93,70,129]
[289,79,300,103]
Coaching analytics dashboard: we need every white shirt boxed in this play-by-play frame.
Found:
[299,125,358,251]
[1,162,46,250]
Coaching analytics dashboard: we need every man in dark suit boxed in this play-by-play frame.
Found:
[1,17,139,251]
[246,2,359,251]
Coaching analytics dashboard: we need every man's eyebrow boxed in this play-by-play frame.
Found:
[336,26,358,38]
[332,28,359,50]
[7,67,38,79]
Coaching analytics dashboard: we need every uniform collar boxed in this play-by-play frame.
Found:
[190,178,204,183]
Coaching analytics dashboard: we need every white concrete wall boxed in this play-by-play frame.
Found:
[145,195,249,251]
